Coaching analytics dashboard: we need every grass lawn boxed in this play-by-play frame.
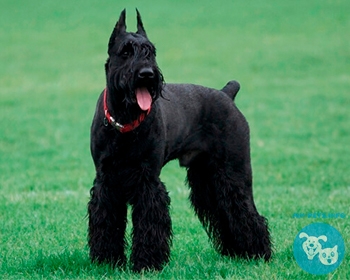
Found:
[0,0,349,279]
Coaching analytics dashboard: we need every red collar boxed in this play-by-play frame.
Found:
[103,88,151,133]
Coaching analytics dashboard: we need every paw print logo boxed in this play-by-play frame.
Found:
[294,223,345,275]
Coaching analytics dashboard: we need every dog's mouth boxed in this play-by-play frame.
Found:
[307,247,317,255]
[135,87,152,111]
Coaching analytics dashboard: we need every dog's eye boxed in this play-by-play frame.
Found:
[121,49,131,58]
[121,51,130,58]
[120,45,133,59]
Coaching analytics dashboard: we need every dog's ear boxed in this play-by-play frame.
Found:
[136,8,147,38]
[108,9,127,51]
[299,232,309,239]
[318,235,327,242]
[115,9,127,33]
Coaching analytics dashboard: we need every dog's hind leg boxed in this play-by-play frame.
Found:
[211,163,272,260]
[88,176,127,268]
[187,154,272,261]
[130,178,172,272]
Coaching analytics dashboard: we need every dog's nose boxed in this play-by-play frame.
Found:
[138,67,154,79]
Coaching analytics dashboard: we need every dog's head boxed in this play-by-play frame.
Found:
[299,232,327,260]
[105,9,164,112]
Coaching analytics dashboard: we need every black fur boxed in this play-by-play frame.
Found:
[88,9,271,272]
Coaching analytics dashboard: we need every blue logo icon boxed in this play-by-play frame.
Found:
[293,223,345,275]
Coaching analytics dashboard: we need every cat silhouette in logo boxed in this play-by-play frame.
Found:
[319,245,338,266]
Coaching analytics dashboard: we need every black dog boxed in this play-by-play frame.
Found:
[88,9,271,272]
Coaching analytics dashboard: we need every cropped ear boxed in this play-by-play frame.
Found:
[108,9,126,51]
[136,8,147,38]
[116,9,127,33]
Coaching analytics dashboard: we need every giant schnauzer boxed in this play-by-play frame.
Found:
[88,9,271,272]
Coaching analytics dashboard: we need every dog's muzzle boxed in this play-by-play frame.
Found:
[138,67,154,79]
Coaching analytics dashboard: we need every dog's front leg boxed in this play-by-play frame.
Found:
[88,177,127,268]
[130,179,172,272]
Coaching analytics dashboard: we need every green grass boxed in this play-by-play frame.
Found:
[1,0,349,279]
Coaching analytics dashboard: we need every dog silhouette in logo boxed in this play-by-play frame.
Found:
[319,245,338,265]
[299,232,327,260]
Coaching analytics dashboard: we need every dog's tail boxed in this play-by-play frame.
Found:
[221,80,240,101]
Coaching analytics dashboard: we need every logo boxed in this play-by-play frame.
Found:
[293,223,345,275]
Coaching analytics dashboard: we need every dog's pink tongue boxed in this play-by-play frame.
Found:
[136,87,152,111]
